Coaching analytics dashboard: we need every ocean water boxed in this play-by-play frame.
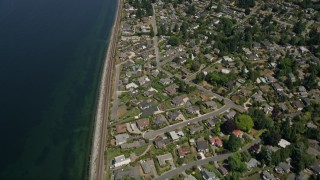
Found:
[0,0,117,179]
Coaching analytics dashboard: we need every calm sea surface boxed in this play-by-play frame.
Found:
[0,0,117,179]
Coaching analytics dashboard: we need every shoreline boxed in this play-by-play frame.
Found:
[89,0,122,179]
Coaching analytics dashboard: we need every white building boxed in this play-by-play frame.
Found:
[113,155,131,168]
[126,82,138,90]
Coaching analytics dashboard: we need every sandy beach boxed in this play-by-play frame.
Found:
[89,0,122,179]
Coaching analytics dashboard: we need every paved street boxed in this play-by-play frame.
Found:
[156,138,261,180]
[143,105,230,140]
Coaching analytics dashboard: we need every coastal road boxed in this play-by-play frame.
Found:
[156,138,261,180]
[143,105,230,140]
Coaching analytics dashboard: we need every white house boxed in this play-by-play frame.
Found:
[126,82,138,90]
[113,155,131,168]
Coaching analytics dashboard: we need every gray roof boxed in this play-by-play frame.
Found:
[196,140,209,151]
[246,158,260,169]
[201,169,216,179]
[115,134,130,146]
[141,106,160,117]
[113,166,141,180]
[140,159,155,174]
[311,162,320,174]
[157,153,173,166]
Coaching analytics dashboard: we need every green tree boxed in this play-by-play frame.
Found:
[226,134,242,152]
[293,20,306,34]
[168,36,180,46]
[194,72,205,83]
[235,114,254,132]
[228,153,247,172]
[258,146,272,165]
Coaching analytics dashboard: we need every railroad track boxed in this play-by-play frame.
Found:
[90,0,123,179]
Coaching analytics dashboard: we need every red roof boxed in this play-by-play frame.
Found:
[116,124,127,134]
[210,137,223,147]
[232,130,243,137]
[177,147,191,157]
[136,119,150,129]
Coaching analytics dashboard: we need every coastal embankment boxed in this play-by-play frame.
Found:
[89,0,122,179]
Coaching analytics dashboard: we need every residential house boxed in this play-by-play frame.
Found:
[115,133,131,146]
[288,73,296,82]
[302,98,311,106]
[232,130,244,138]
[246,158,260,171]
[152,114,167,126]
[204,101,217,110]
[218,166,228,176]
[225,110,236,120]
[210,137,223,147]
[172,94,190,106]
[225,81,235,90]
[196,139,209,152]
[154,137,171,148]
[223,56,233,62]
[114,166,141,180]
[165,84,178,96]
[278,139,291,148]
[157,153,173,167]
[151,69,160,77]
[190,126,204,135]
[125,82,138,90]
[141,106,161,118]
[112,155,131,168]
[137,76,150,86]
[201,169,216,180]
[169,130,185,141]
[261,171,276,180]
[272,83,284,92]
[138,99,155,110]
[143,90,156,98]
[275,162,291,174]
[121,139,146,149]
[292,100,304,111]
[116,124,127,134]
[204,54,214,62]
[159,78,171,85]
[140,159,155,174]
[177,147,191,158]
[186,106,200,114]
[167,111,185,122]
[206,118,219,127]
[170,62,180,69]
[136,119,150,130]
[310,162,320,175]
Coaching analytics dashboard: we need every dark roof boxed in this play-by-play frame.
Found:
[141,106,160,117]
[114,167,141,180]
[196,140,209,151]
[154,137,171,148]
[218,166,228,175]
[153,114,167,126]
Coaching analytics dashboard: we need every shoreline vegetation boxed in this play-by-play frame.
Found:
[89,0,122,179]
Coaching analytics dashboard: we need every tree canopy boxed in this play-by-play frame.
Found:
[235,114,254,132]
[226,134,242,152]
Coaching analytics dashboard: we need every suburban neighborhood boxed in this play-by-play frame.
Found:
[106,0,320,179]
